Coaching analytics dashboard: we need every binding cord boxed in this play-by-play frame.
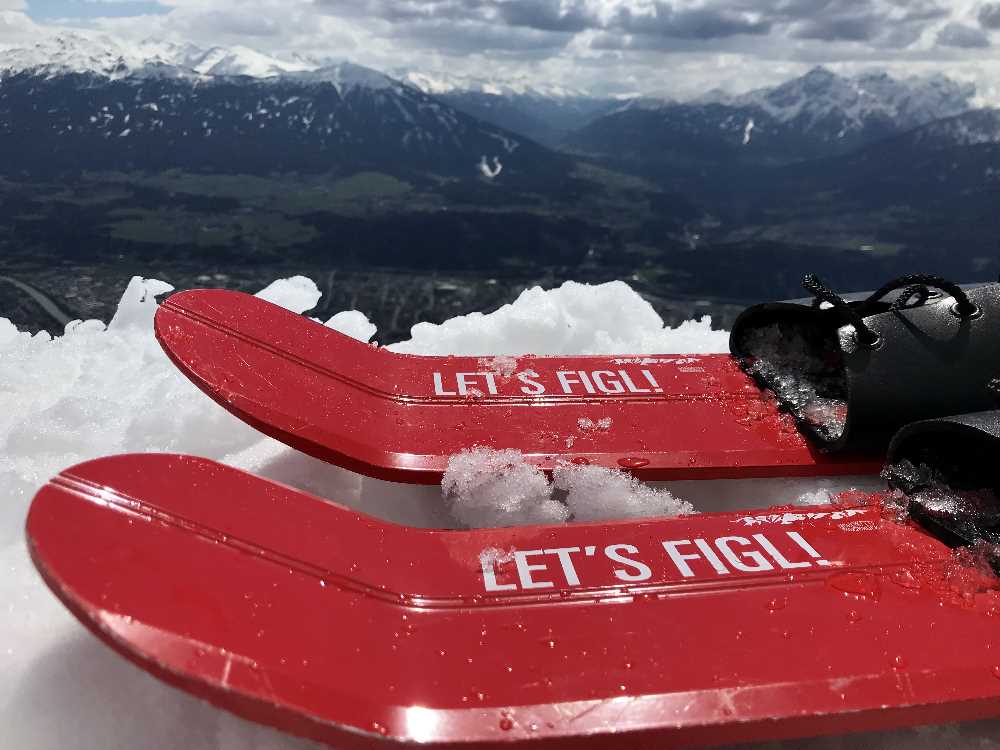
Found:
[803,273,980,349]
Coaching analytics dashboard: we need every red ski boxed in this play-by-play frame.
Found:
[28,453,1000,749]
[155,290,880,483]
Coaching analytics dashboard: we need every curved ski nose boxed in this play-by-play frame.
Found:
[25,453,407,747]
[155,288,882,486]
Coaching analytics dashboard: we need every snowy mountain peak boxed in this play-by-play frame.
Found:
[0,31,415,100]
[291,62,398,92]
[0,31,139,78]
[1,32,321,83]
[398,69,590,99]
[182,44,309,78]
[698,66,976,135]
[800,66,837,85]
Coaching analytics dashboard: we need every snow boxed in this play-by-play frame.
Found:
[390,280,728,356]
[915,109,1000,146]
[552,461,695,521]
[441,448,693,528]
[322,310,377,343]
[578,417,612,432]
[442,448,571,527]
[739,323,848,443]
[285,63,398,95]
[1,274,997,748]
[0,33,291,82]
[398,69,591,99]
[186,44,309,79]
[478,354,519,378]
[698,66,977,136]
[0,32,383,92]
[484,131,520,154]
[254,275,321,313]
[478,155,503,179]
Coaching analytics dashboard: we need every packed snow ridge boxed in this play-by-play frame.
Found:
[0,275,991,749]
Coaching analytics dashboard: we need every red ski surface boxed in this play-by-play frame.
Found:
[155,290,880,483]
[28,453,1000,749]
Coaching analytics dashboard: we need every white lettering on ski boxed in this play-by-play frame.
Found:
[433,367,672,397]
[478,532,834,593]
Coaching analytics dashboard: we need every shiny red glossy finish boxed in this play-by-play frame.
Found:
[154,290,880,484]
[28,454,1000,749]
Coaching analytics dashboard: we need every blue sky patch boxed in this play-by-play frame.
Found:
[28,0,171,21]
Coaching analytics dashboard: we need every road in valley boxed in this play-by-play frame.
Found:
[0,275,73,328]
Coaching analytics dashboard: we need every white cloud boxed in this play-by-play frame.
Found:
[0,8,36,43]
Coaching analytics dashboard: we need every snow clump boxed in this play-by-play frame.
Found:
[443,448,694,527]
[391,280,728,356]
[442,448,571,527]
[740,323,848,443]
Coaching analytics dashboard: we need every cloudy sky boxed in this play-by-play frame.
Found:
[3,0,1000,98]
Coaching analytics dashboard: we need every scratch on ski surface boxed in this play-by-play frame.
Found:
[894,670,916,700]
[220,652,234,689]
[564,699,612,725]
[606,695,642,726]
[237,350,275,389]
[201,301,225,319]
[98,611,259,692]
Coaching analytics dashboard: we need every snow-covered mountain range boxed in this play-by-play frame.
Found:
[699,67,976,139]
[2,31,998,175]
[0,32,311,79]
[0,32,575,182]
[568,66,988,165]
[1,33,979,123]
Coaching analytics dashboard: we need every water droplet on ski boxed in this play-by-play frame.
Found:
[890,568,921,590]
[617,457,650,469]
[827,572,881,601]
